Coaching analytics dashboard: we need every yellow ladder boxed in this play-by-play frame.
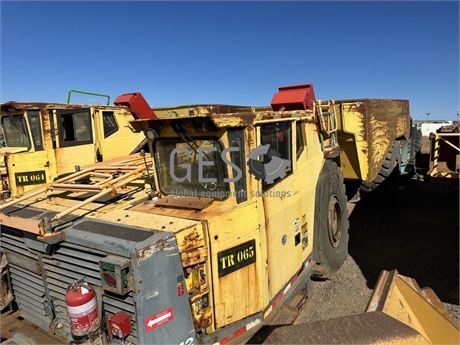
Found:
[315,100,338,147]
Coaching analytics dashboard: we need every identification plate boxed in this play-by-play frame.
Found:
[217,239,256,277]
[15,170,46,186]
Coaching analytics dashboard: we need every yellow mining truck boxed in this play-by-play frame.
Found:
[0,97,145,198]
[1,84,455,345]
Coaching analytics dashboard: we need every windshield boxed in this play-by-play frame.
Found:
[1,115,31,148]
[155,138,229,199]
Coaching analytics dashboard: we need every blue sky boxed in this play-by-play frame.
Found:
[1,1,458,120]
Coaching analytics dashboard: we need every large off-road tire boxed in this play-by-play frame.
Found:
[360,141,401,193]
[312,160,349,279]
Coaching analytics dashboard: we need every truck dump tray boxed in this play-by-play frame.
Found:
[333,99,410,183]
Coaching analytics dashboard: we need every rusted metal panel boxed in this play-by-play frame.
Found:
[154,104,261,117]
[335,99,410,182]
[130,110,315,133]
[175,225,205,253]
[1,101,132,112]
[211,112,256,128]
[180,247,207,267]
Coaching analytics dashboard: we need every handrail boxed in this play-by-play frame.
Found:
[67,90,111,105]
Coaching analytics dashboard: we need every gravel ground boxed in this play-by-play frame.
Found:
[296,175,459,325]
[295,256,373,324]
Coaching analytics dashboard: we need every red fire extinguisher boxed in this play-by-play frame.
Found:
[65,279,100,339]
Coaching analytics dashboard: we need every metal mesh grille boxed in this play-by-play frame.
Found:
[1,231,52,330]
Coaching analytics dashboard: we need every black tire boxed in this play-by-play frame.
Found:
[360,141,401,193]
[408,129,422,174]
[312,160,349,279]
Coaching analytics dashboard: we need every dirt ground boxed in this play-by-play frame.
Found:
[296,175,459,325]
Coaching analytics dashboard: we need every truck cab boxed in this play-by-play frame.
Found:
[0,102,144,198]
[129,108,331,332]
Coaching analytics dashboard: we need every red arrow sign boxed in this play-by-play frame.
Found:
[145,308,174,332]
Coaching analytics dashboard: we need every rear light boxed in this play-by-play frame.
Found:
[102,272,117,287]
[99,255,132,295]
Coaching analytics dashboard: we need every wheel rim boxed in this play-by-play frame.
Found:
[328,195,342,248]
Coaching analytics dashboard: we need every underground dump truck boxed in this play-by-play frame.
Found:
[0,91,152,199]
[0,84,427,344]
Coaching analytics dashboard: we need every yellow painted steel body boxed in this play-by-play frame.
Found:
[332,99,410,182]
[1,101,429,342]
[127,113,325,329]
[0,102,144,197]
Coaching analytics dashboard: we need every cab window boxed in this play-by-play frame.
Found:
[49,111,57,149]
[296,121,305,159]
[260,121,292,189]
[103,111,118,138]
[27,111,44,151]
[58,109,93,147]
[1,115,31,148]
[155,138,229,199]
